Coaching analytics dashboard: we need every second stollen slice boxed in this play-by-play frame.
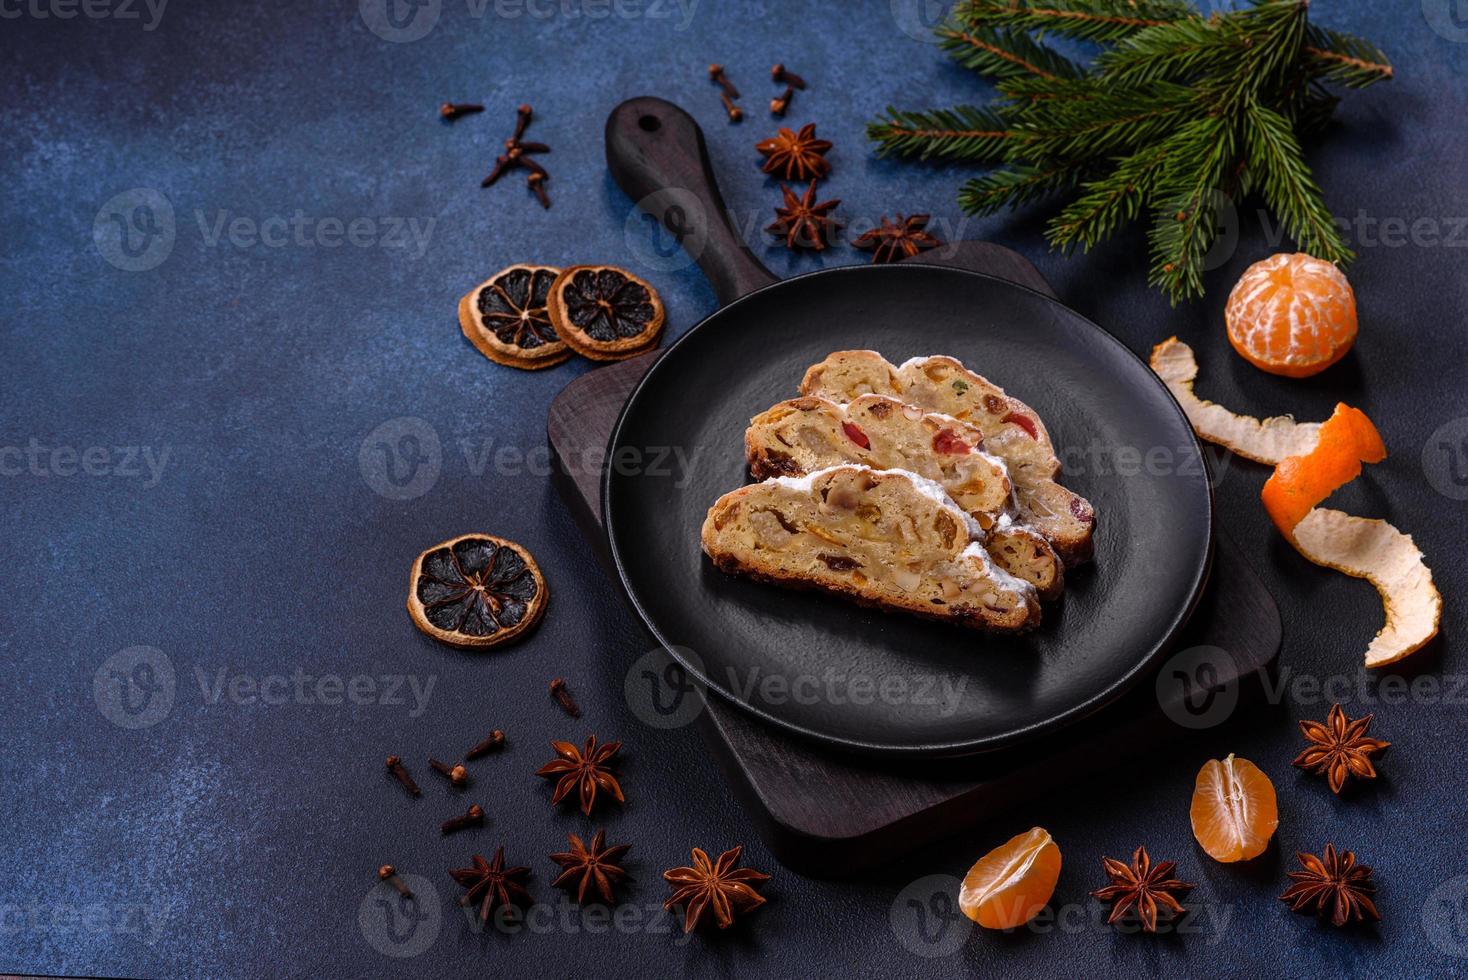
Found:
[701,465,1040,633]
[745,393,1063,599]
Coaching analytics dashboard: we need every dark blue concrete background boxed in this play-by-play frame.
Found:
[3,1,1467,977]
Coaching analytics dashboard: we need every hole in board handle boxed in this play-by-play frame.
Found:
[637,114,661,132]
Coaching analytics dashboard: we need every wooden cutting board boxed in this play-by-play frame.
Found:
[548,242,1281,876]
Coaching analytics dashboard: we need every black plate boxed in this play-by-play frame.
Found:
[603,264,1214,756]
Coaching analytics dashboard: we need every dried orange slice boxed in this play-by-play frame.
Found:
[1190,754,1278,863]
[1261,403,1385,538]
[548,265,665,361]
[958,827,1061,929]
[407,533,548,649]
[459,264,570,370]
[1225,252,1357,377]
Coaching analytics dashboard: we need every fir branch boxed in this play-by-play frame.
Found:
[1291,85,1342,137]
[938,24,1084,80]
[867,0,1391,301]
[996,74,1098,106]
[1146,114,1235,302]
[959,164,1076,215]
[954,0,1197,44]
[1006,80,1193,162]
[866,106,1014,162]
[1046,142,1171,251]
[1304,26,1393,87]
[1095,17,1244,86]
[1236,0,1310,93]
[1241,98,1352,264]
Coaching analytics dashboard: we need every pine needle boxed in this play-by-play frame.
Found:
[867,0,1391,301]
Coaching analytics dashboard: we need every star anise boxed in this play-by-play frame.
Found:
[662,844,770,933]
[852,213,943,264]
[1279,844,1380,927]
[1090,845,1194,933]
[1292,703,1389,794]
[535,735,625,816]
[549,829,632,904]
[767,182,840,251]
[449,847,533,922]
[755,122,831,181]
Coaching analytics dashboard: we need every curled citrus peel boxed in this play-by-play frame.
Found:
[1261,407,1439,667]
[1148,339,1441,668]
[1261,403,1385,539]
[1149,337,1321,464]
[1291,509,1442,668]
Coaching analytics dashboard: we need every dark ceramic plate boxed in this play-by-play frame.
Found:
[602,264,1213,757]
[598,97,1212,757]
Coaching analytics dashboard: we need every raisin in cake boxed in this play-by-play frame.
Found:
[700,465,1040,633]
[745,394,1063,598]
[800,351,1095,562]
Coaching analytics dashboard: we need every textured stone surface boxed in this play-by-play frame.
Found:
[1,2,1466,976]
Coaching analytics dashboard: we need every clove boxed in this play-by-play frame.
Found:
[440,102,484,120]
[441,803,486,835]
[465,729,506,759]
[378,865,413,898]
[429,758,469,788]
[549,677,581,718]
[770,86,795,117]
[707,63,740,99]
[385,755,421,797]
[481,104,551,196]
[771,64,807,89]
[721,92,743,123]
[512,103,533,142]
[527,172,550,209]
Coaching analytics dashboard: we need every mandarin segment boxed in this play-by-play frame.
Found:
[1225,253,1357,378]
[1189,754,1278,863]
[958,827,1062,929]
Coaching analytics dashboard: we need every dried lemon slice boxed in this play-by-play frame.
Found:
[1150,337,1320,464]
[459,264,570,370]
[408,533,548,649]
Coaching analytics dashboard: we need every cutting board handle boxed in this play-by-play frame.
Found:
[605,97,777,306]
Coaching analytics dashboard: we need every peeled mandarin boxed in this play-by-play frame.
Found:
[958,826,1062,929]
[1189,754,1279,862]
[1225,252,1357,378]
